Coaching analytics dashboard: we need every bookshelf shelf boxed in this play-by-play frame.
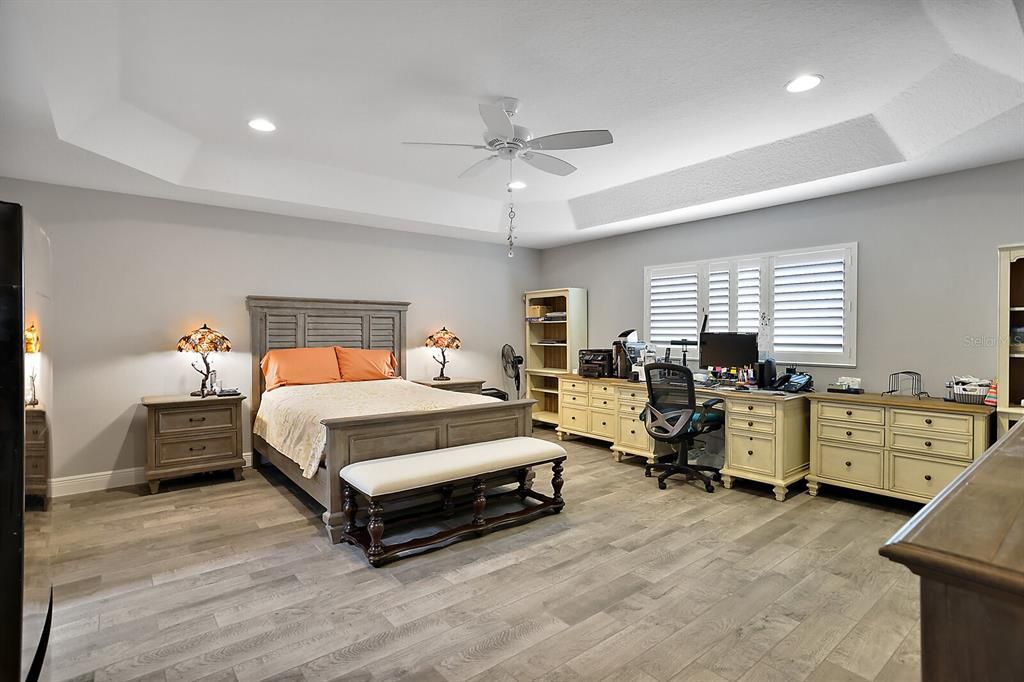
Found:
[523,288,588,425]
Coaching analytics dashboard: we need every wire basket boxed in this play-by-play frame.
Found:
[952,384,989,405]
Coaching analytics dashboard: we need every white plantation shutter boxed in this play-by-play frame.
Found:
[706,268,730,333]
[771,247,855,364]
[647,267,700,345]
[736,264,761,335]
[645,243,856,367]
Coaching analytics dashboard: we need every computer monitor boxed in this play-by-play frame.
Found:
[700,332,758,369]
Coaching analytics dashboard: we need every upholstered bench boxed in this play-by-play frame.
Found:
[339,437,567,566]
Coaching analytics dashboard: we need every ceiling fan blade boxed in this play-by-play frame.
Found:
[478,103,515,140]
[458,155,499,178]
[403,142,488,149]
[527,129,613,151]
[521,152,576,176]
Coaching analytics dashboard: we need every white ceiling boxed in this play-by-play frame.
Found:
[1,0,1022,248]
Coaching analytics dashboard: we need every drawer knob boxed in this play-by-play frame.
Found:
[924,441,932,447]
[845,461,852,467]
[924,418,933,425]
[846,431,853,437]
[924,474,932,481]
[189,417,207,423]
[630,406,636,411]
[190,445,207,452]
[747,450,753,455]
[630,430,635,435]
[747,421,754,427]
[601,421,606,426]
[747,405,754,411]
[571,416,576,421]
[845,410,853,416]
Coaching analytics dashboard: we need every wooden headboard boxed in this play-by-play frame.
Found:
[245,296,410,418]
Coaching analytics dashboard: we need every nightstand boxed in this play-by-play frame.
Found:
[142,394,246,493]
[412,378,485,394]
[25,407,50,508]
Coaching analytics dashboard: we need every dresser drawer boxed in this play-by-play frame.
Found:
[618,416,649,450]
[728,400,776,418]
[889,453,966,499]
[727,415,775,435]
[817,402,885,426]
[25,453,46,478]
[889,409,972,436]
[559,405,588,431]
[589,395,617,411]
[561,392,587,407]
[157,406,235,435]
[619,401,644,417]
[589,382,616,398]
[890,431,972,461]
[589,411,616,439]
[155,434,237,468]
[561,379,588,394]
[818,443,883,487]
[728,432,776,475]
[616,386,646,403]
[818,422,885,448]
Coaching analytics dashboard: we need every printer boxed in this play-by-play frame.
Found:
[579,349,614,378]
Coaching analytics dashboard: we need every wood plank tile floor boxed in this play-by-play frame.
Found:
[43,428,923,682]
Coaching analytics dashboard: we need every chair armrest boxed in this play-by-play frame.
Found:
[694,398,724,432]
[700,398,724,410]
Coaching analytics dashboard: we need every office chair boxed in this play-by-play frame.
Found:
[642,362,725,492]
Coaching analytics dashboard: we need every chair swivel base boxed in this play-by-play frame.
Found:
[644,461,720,492]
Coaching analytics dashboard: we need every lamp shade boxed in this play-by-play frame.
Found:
[177,324,232,354]
[425,326,461,350]
[24,324,40,353]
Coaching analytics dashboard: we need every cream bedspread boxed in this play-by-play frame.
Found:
[253,379,498,478]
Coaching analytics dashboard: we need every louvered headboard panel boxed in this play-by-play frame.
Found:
[246,296,410,418]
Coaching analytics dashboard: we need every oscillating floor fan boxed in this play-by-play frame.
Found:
[501,344,524,398]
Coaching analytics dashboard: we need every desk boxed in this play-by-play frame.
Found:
[556,375,809,501]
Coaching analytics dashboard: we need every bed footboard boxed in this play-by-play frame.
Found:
[320,399,535,542]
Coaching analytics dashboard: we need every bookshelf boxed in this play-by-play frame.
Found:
[998,244,1024,436]
[523,288,588,424]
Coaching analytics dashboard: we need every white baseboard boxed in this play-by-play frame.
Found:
[51,451,254,498]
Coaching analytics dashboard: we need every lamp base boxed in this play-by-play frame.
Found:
[432,375,451,381]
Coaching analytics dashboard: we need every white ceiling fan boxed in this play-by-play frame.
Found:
[404,97,613,179]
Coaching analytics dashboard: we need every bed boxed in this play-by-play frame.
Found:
[246,296,535,542]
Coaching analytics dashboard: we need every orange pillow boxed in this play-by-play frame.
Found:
[335,347,398,381]
[261,347,342,391]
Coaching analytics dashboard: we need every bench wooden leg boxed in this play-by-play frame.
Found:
[472,478,487,526]
[551,460,565,506]
[367,500,385,563]
[342,485,357,536]
[441,485,455,517]
[516,469,529,500]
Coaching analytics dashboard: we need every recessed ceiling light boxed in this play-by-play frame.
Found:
[507,180,527,190]
[248,118,276,132]
[785,74,823,93]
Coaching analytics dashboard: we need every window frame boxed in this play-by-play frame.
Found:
[643,242,858,368]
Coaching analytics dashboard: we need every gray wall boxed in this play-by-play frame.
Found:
[541,160,1024,395]
[0,178,540,478]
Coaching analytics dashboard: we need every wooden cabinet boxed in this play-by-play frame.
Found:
[142,394,246,494]
[25,407,49,507]
[807,393,992,503]
[556,375,810,501]
[997,244,1024,436]
[411,378,484,394]
[523,288,587,426]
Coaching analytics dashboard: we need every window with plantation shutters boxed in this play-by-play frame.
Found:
[644,243,856,367]
[647,268,700,345]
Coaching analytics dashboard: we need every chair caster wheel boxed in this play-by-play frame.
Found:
[705,483,715,493]
[644,469,652,478]
[658,481,667,490]
[712,472,722,482]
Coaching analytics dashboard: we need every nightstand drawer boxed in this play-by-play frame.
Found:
[157,406,234,435]
[561,379,588,394]
[25,419,47,445]
[156,434,237,467]
[25,453,46,478]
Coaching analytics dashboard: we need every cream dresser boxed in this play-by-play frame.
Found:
[557,374,810,501]
[807,393,993,503]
